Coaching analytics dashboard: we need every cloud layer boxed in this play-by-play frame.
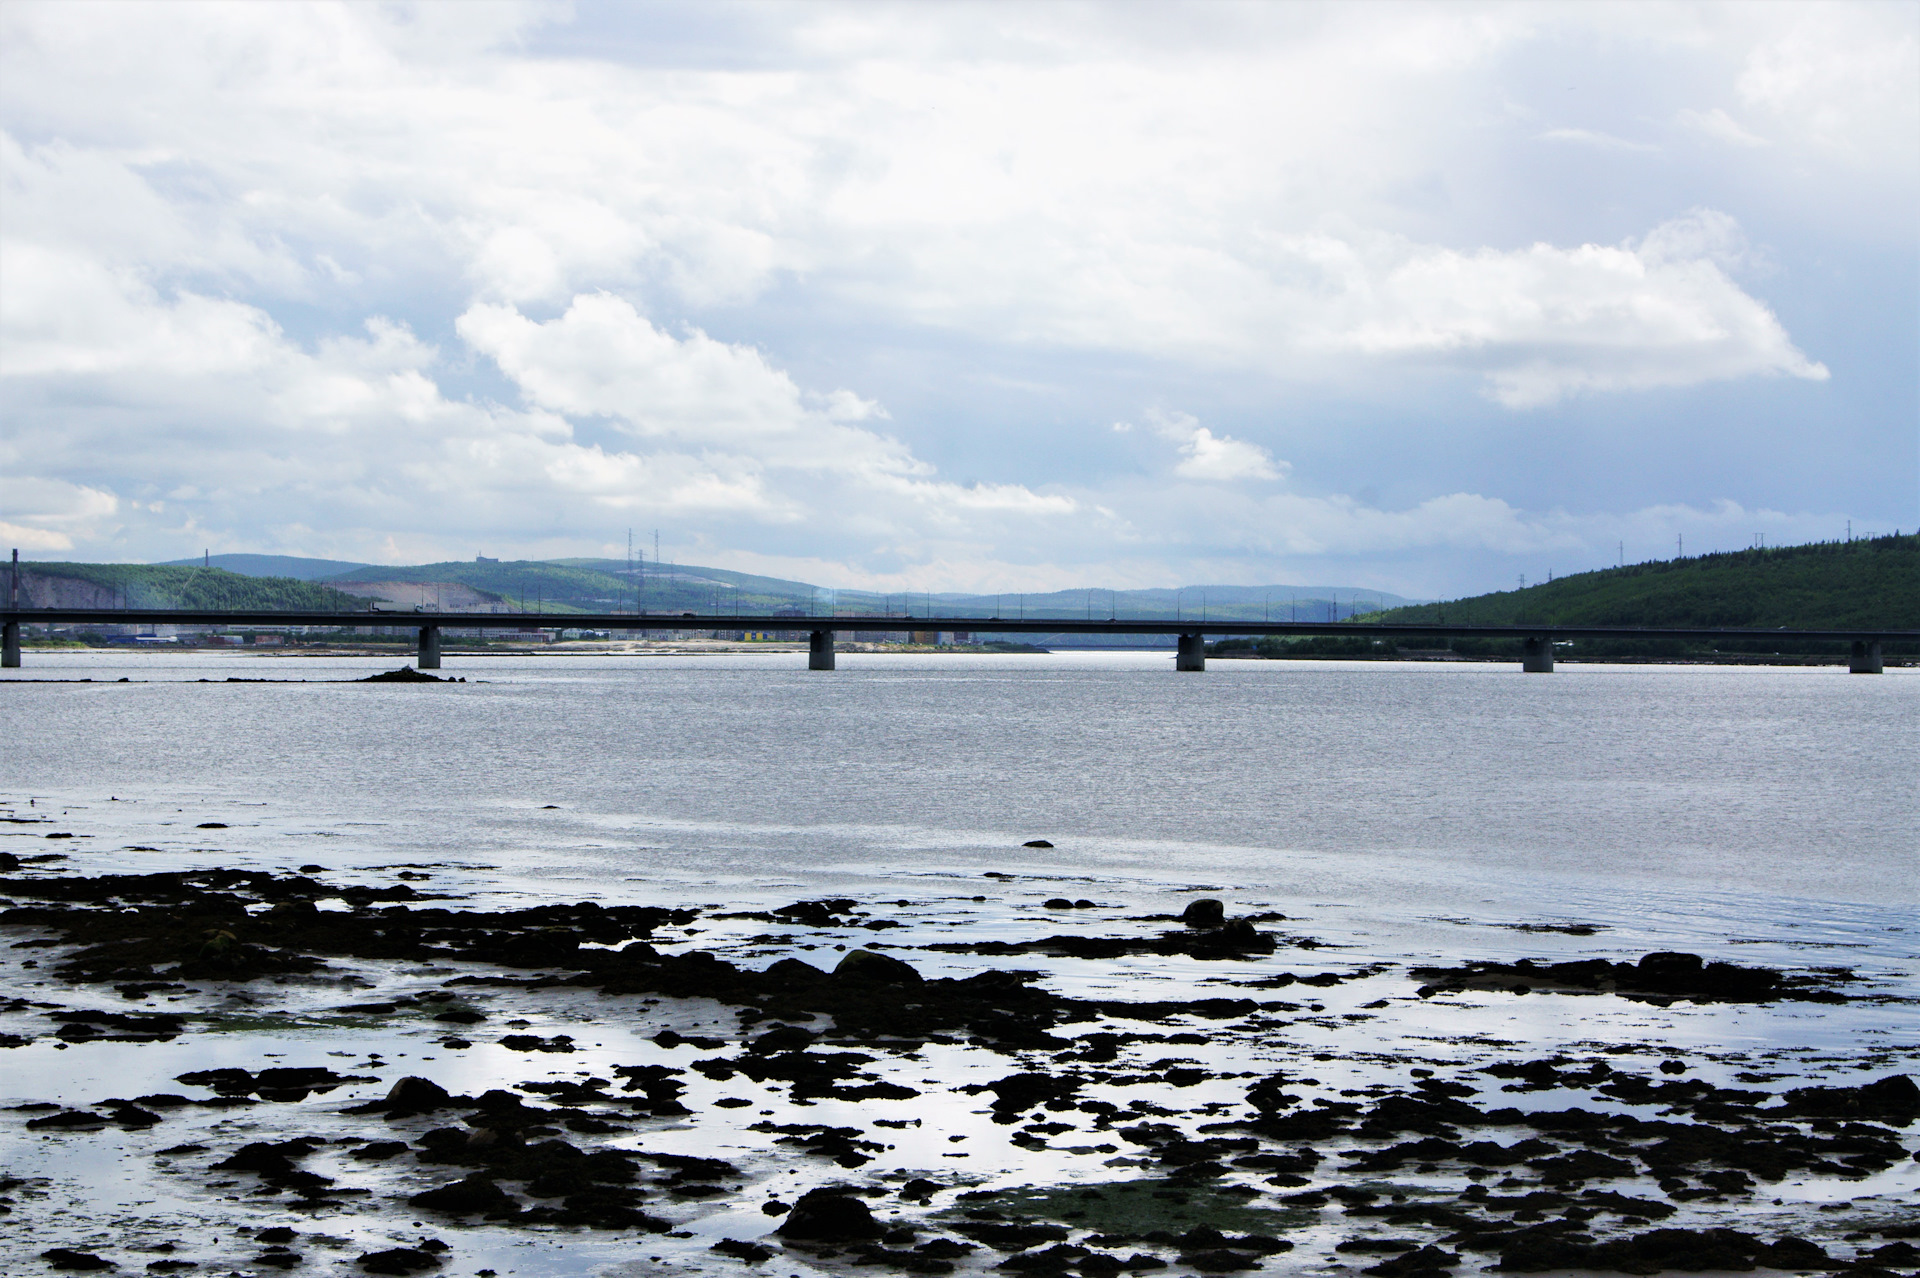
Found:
[1,1,1911,594]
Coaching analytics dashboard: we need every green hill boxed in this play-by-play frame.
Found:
[1365,534,1916,631]
[1239,534,1919,662]
[20,563,368,611]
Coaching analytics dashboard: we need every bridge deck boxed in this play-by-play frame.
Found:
[1,608,1913,644]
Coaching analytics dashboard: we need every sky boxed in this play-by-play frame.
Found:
[1,1,1915,599]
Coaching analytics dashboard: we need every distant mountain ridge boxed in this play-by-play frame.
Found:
[157,553,375,581]
[29,553,1420,624]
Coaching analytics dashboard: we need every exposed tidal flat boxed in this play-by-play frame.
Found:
[1,653,1915,1277]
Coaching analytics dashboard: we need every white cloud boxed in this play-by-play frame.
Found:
[1332,213,1826,407]
[1134,410,1286,482]
[1736,10,1920,163]
[0,475,119,550]
[0,4,1847,408]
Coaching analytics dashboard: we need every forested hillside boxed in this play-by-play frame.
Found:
[1365,535,1916,630]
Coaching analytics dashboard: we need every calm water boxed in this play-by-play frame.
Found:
[2,650,1916,1273]
[3,649,1914,925]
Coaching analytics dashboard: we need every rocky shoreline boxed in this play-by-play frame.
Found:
[2,848,1916,1277]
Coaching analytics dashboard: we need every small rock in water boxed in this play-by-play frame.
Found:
[832,949,923,986]
[42,1250,115,1272]
[777,1188,885,1241]
[360,667,444,683]
[1181,899,1226,929]
[383,1076,452,1111]
[712,1238,775,1263]
[1023,839,1054,848]
[357,1248,444,1274]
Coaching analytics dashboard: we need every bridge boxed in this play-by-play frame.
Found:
[1,607,1907,673]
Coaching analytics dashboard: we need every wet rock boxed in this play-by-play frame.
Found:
[952,1221,1073,1251]
[1180,900,1225,929]
[431,1007,485,1024]
[498,1033,574,1052]
[1178,918,1275,958]
[102,1103,161,1129]
[1411,953,1850,1004]
[971,1072,1083,1121]
[1777,1073,1918,1125]
[833,949,923,986]
[996,1243,1087,1272]
[1175,1251,1259,1273]
[1529,1150,1637,1184]
[1863,1242,1920,1265]
[1023,840,1053,848]
[752,1123,887,1167]
[382,1076,453,1113]
[770,899,859,928]
[51,1010,184,1042]
[1755,1237,1831,1268]
[1491,1225,1778,1273]
[212,1139,333,1191]
[255,1228,298,1244]
[25,1109,110,1131]
[359,667,443,683]
[777,1188,886,1242]
[1361,1246,1459,1277]
[748,1025,820,1054]
[356,1249,443,1274]
[712,1239,775,1263]
[350,1141,409,1161]
[41,1249,115,1271]
[410,1173,521,1218]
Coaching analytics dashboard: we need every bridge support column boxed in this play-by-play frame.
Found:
[809,629,835,671]
[1176,632,1206,672]
[1521,635,1554,673]
[3,620,19,669]
[1850,639,1883,674]
[417,625,441,670]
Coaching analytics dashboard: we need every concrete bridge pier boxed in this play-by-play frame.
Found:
[1176,632,1206,672]
[1521,635,1555,673]
[417,625,441,670]
[1850,639,1883,674]
[2,620,18,669]
[809,629,836,671]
